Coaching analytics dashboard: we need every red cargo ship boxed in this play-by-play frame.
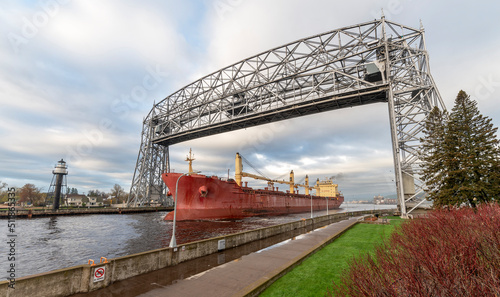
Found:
[163,151,344,221]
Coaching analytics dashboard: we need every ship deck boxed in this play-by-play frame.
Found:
[241,186,341,200]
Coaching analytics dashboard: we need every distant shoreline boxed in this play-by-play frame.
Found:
[0,206,173,218]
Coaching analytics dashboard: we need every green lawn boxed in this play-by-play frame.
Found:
[260,217,403,297]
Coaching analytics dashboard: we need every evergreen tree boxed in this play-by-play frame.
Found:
[420,106,450,205]
[421,90,500,207]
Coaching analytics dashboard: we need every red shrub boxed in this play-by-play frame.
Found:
[329,204,500,297]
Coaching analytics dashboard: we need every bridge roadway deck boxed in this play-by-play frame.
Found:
[75,216,360,297]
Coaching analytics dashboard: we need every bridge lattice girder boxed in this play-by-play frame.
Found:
[128,17,445,216]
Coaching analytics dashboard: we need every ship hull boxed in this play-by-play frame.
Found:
[162,173,344,221]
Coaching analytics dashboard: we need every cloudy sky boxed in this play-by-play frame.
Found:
[1,0,499,200]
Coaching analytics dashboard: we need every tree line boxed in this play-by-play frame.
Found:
[0,183,128,206]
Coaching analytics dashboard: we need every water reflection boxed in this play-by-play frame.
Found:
[47,217,60,234]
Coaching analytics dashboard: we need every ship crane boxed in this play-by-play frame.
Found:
[235,153,297,193]
[294,176,315,195]
[235,153,339,198]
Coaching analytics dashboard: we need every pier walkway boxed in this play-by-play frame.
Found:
[77,216,359,297]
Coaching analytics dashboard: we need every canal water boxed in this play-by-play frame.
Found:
[0,204,394,280]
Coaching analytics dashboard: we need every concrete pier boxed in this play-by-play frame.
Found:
[83,217,360,297]
[0,209,393,297]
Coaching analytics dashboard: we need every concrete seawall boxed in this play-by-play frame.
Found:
[0,209,393,297]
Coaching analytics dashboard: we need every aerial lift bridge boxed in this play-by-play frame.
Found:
[127,17,445,217]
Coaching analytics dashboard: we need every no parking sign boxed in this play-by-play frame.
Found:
[93,266,105,282]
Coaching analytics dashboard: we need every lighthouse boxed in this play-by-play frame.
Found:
[47,159,68,210]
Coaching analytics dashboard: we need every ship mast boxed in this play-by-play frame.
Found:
[185,148,195,174]
[296,175,310,195]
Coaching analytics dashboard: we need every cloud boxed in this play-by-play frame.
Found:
[0,1,196,192]
[1,0,499,202]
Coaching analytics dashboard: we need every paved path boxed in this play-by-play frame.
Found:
[138,217,359,297]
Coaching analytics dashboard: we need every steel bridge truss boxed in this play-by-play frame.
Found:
[128,17,445,217]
